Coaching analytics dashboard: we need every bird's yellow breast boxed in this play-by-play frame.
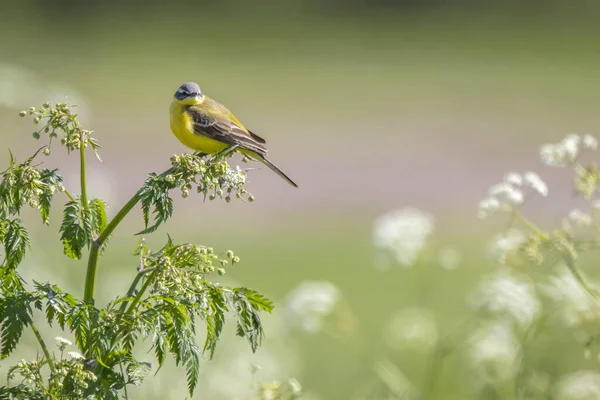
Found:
[169,100,228,154]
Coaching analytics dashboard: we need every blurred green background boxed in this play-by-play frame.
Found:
[2,1,600,399]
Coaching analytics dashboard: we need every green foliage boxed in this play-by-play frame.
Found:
[138,153,252,234]
[0,102,273,399]
[1,219,29,272]
[0,150,63,224]
[59,197,107,259]
[0,292,34,359]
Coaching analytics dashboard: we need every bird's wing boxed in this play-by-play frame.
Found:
[185,98,267,155]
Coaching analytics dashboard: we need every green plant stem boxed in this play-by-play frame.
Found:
[84,190,143,304]
[29,321,55,373]
[124,269,157,316]
[115,266,156,324]
[119,362,130,400]
[110,268,158,351]
[512,211,549,240]
[422,347,445,400]
[79,138,88,210]
[62,189,75,202]
[83,167,175,304]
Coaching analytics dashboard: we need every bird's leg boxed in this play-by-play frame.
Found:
[207,144,239,165]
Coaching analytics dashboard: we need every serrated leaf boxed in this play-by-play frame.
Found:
[59,199,89,259]
[239,287,275,313]
[228,288,269,353]
[37,168,62,225]
[2,219,29,271]
[89,198,108,233]
[185,346,201,395]
[127,360,151,386]
[0,296,31,358]
[136,174,175,235]
[202,285,227,358]
[89,136,103,162]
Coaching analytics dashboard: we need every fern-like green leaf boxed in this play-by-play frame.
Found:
[126,360,151,386]
[0,295,31,359]
[202,285,227,358]
[37,168,62,225]
[2,219,29,271]
[228,288,270,352]
[89,198,108,234]
[59,200,89,259]
[136,174,175,235]
[238,287,275,313]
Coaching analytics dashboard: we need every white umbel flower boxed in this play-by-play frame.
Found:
[470,271,541,328]
[468,321,520,386]
[541,268,600,327]
[524,172,548,197]
[540,144,562,166]
[561,134,581,161]
[540,133,596,167]
[568,209,593,227]
[55,337,72,347]
[68,351,84,360]
[555,370,600,400]
[284,281,340,334]
[504,173,523,186]
[373,208,435,267]
[488,229,525,264]
[583,134,598,150]
[478,197,501,219]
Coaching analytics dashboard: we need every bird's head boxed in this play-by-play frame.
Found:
[174,82,203,104]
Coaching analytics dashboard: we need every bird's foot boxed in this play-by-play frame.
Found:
[206,145,239,166]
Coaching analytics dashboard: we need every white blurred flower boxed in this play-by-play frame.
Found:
[568,209,592,227]
[541,268,600,327]
[478,197,500,219]
[470,271,541,328]
[480,176,526,219]
[0,63,92,123]
[540,144,562,166]
[506,188,524,206]
[468,321,520,386]
[55,337,72,347]
[284,281,340,334]
[488,229,525,264]
[539,134,597,167]
[258,378,302,399]
[383,307,438,352]
[373,208,435,267]
[438,246,461,270]
[555,370,600,400]
[489,183,514,197]
[205,344,295,400]
[524,172,548,197]
[583,134,598,150]
[562,134,581,160]
[288,378,302,396]
[504,173,523,186]
[68,351,84,360]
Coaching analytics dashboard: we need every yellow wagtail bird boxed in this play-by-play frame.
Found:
[169,82,298,188]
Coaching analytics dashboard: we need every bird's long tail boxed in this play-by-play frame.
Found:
[257,155,298,188]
